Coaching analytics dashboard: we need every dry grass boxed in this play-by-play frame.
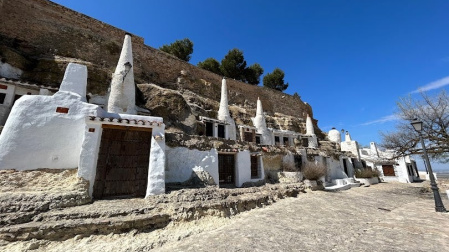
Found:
[302,162,327,180]
[355,168,379,178]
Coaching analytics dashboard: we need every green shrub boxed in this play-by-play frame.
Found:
[355,168,379,178]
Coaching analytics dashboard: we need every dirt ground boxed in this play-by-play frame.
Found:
[2,180,448,252]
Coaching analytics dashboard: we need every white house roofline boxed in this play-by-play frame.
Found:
[0,78,59,91]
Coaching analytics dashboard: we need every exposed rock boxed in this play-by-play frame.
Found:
[0,169,91,227]
[0,183,306,242]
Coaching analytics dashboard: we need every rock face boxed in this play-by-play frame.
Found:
[0,171,305,242]
[0,0,323,137]
[0,169,91,227]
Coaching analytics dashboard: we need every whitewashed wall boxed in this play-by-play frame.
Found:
[235,150,265,187]
[77,114,165,197]
[0,76,100,170]
[282,152,295,170]
[165,147,219,185]
[327,157,348,180]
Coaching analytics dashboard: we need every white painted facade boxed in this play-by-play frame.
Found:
[165,147,219,185]
[341,131,362,161]
[271,129,299,147]
[359,142,419,183]
[0,79,57,125]
[235,150,265,187]
[0,62,166,198]
[165,147,264,188]
[199,116,229,139]
[217,78,236,140]
[106,34,137,115]
[0,64,100,170]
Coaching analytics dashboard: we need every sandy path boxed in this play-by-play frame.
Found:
[2,181,449,252]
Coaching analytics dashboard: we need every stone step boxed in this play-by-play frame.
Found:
[0,184,307,242]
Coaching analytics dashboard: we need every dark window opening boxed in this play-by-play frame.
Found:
[244,131,253,142]
[205,122,213,137]
[251,155,259,178]
[361,160,367,168]
[255,135,261,144]
[302,138,309,147]
[0,93,6,104]
[294,155,302,171]
[275,136,280,145]
[283,137,289,146]
[218,124,225,138]
[343,159,348,175]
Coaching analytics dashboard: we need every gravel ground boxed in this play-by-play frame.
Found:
[2,180,448,252]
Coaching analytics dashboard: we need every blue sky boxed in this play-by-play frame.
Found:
[51,0,449,169]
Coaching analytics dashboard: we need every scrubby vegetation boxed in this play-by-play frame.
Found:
[302,162,327,180]
[355,168,379,178]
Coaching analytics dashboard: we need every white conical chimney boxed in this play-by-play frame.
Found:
[252,97,273,145]
[345,131,352,142]
[107,33,136,114]
[217,77,236,140]
[218,77,230,119]
[306,114,315,135]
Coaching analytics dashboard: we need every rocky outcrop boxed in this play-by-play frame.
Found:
[0,184,306,242]
[0,0,323,137]
[0,169,91,227]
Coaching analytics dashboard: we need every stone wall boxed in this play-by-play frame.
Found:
[0,0,322,135]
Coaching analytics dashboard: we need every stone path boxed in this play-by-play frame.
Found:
[2,182,449,251]
[157,182,449,252]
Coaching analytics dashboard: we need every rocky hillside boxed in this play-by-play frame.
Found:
[0,0,324,137]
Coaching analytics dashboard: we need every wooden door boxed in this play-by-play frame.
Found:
[218,154,235,185]
[251,155,258,178]
[93,126,152,199]
[382,165,395,176]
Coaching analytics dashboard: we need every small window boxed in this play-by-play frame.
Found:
[275,136,280,145]
[255,135,261,144]
[205,122,213,137]
[218,124,225,138]
[0,93,6,104]
[244,131,253,142]
[251,155,259,178]
[283,137,289,146]
[294,155,302,171]
[302,138,309,147]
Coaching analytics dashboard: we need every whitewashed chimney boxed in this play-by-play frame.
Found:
[306,114,315,135]
[217,77,236,140]
[252,97,273,145]
[345,131,352,142]
[58,63,88,100]
[306,114,318,148]
[106,33,137,114]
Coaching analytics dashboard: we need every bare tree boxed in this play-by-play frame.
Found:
[381,90,449,162]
